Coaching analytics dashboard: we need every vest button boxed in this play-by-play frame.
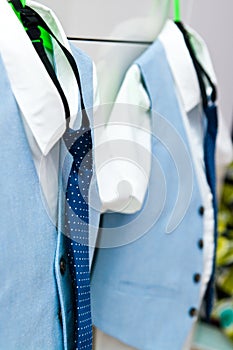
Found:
[193,273,201,283]
[189,307,198,317]
[60,257,66,275]
[198,239,204,249]
[199,206,205,216]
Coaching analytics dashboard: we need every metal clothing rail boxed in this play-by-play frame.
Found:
[67,37,153,45]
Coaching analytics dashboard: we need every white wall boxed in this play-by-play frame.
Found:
[181,0,233,134]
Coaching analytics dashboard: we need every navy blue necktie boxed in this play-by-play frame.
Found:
[203,103,218,315]
[64,121,93,350]
[203,104,218,208]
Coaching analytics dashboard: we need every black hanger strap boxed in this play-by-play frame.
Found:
[9,0,23,11]
[175,21,217,108]
[10,0,88,124]
[23,5,86,113]
[33,40,71,120]
[10,0,71,119]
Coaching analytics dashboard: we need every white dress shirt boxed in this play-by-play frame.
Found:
[0,0,89,223]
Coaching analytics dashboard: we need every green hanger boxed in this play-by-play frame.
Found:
[174,0,181,22]
[10,0,53,52]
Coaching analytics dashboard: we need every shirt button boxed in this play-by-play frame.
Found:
[60,257,66,275]
[198,239,204,249]
[198,206,205,216]
[189,307,198,317]
[193,273,201,283]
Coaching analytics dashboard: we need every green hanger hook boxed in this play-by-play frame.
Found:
[174,0,181,22]
[10,0,53,52]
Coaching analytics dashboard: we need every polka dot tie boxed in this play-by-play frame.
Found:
[64,124,93,350]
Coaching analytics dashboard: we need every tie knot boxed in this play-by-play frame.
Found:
[64,127,92,157]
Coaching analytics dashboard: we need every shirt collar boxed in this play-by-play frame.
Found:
[159,20,201,113]
[0,0,79,155]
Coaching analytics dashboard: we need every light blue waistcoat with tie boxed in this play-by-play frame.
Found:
[0,43,101,350]
[91,40,215,350]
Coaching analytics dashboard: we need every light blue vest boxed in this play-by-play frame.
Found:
[0,44,101,350]
[91,40,212,350]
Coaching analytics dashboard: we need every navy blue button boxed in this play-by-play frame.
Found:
[189,308,198,317]
[60,257,66,275]
[199,206,205,216]
[58,309,62,324]
[198,239,204,249]
[193,273,201,283]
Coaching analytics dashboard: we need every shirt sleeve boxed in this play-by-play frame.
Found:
[95,64,151,213]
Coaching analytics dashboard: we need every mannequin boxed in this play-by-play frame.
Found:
[38,0,171,119]
[92,0,171,115]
